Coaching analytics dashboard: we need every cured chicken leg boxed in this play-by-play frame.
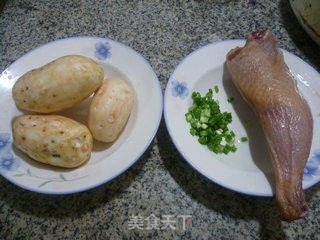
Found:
[226,31,313,221]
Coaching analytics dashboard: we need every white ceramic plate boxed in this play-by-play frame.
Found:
[0,36,162,194]
[164,40,320,196]
[290,0,320,46]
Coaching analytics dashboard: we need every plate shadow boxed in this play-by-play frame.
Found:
[157,119,286,239]
[0,140,153,219]
[159,118,320,239]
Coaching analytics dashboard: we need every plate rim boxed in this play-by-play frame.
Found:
[164,39,320,197]
[289,0,320,46]
[0,35,163,195]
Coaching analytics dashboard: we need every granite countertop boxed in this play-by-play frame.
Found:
[0,0,319,239]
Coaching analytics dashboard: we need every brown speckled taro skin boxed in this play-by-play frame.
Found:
[12,115,93,168]
[88,78,134,143]
[12,55,104,113]
[226,31,313,221]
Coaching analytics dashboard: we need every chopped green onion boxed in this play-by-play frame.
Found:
[240,137,248,142]
[186,89,237,154]
[198,136,208,145]
[227,97,234,103]
[215,129,223,135]
[205,89,213,99]
[223,144,231,154]
[200,130,208,136]
[207,127,214,136]
[200,116,208,123]
[185,113,192,122]
[201,123,208,129]
[225,134,233,143]
[230,145,237,152]
[190,128,196,136]
[203,108,211,117]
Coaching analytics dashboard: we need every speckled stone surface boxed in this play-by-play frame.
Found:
[0,0,320,239]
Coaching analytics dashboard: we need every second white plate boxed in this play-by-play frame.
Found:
[164,40,320,196]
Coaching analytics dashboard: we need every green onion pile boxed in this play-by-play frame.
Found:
[185,87,238,154]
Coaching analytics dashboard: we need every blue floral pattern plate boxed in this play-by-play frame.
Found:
[164,40,320,197]
[0,36,162,194]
